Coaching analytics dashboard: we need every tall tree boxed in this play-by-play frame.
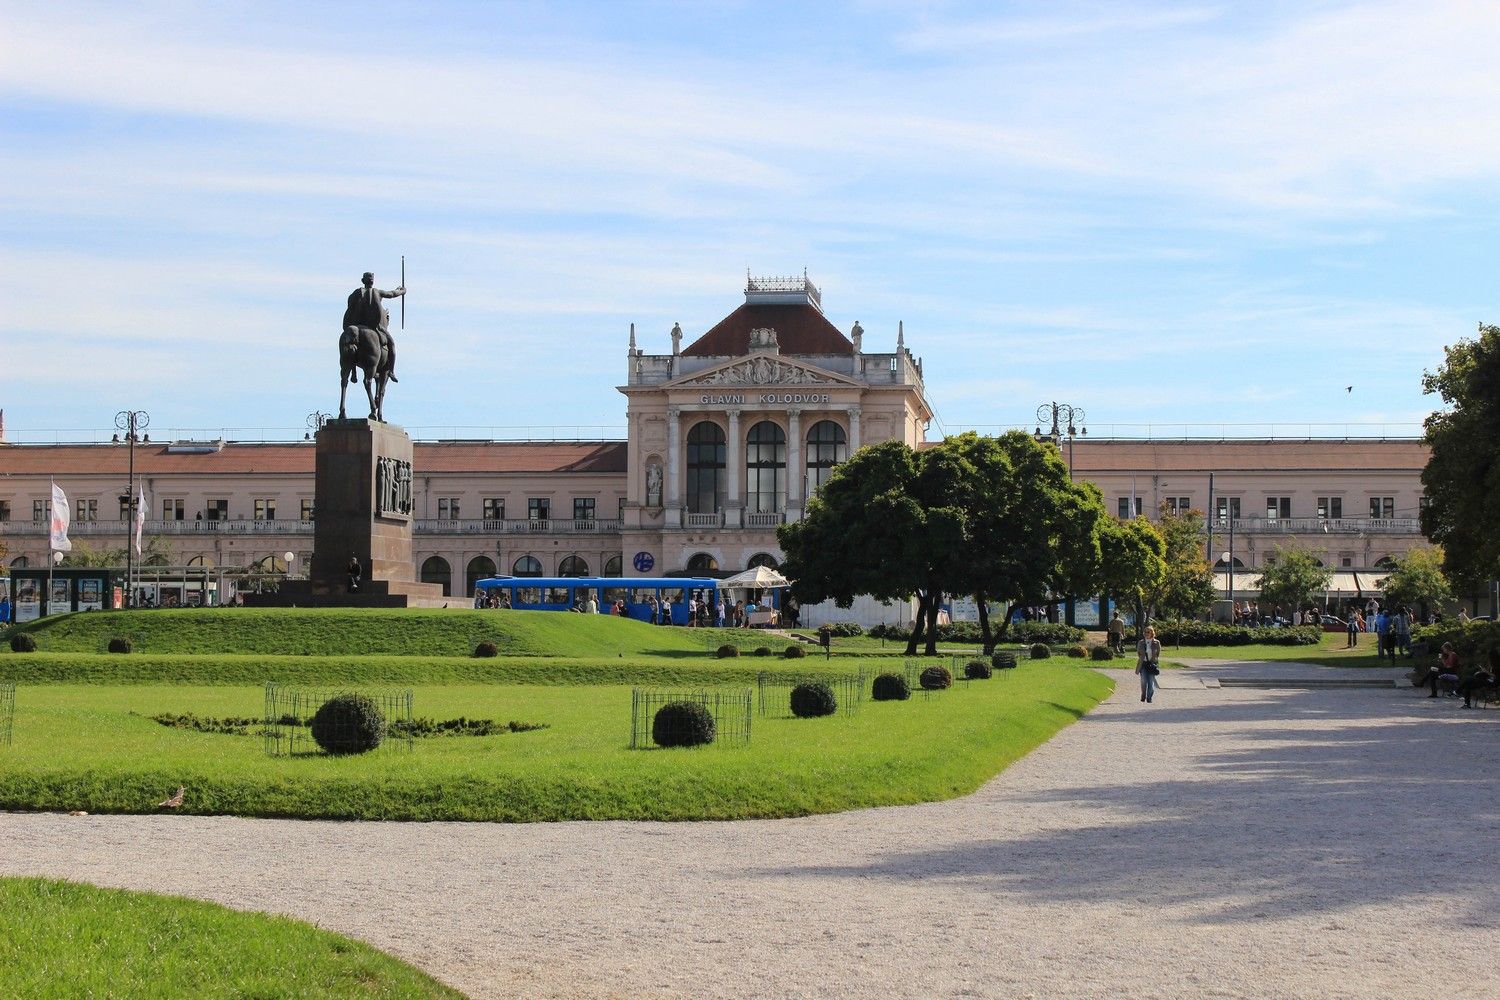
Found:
[1152,505,1216,620]
[1099,516,1167,626]
[947,431,1110,652]
[778,440,963,656]
[1421,323,1500,589]
[1379,545,1452,614]
[1255,545,1333,614]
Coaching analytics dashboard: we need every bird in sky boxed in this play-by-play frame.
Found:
[1346,386,1353,393]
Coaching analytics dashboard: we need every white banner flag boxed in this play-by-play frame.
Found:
[50,481,72,552]
[134,482,147,556]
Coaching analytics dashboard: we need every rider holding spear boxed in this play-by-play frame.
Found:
[343,269,406,382]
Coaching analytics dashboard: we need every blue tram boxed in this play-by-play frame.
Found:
[474,576,720,625]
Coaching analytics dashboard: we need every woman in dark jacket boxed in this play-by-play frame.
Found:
[1136,624,1161,704]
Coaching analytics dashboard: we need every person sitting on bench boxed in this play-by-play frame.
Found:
[1412,642,1461,698]
[1458,647,1499,709]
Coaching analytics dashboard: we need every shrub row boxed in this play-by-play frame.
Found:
[866,620,1084,645]
[1412,620,1500,664]
[817,621,864,637]
[1128,621,1322,646]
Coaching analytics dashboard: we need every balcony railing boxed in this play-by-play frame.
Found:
[745,511,786,528]
[414,518,624,535]
[1218,516,1420,535]
[685,512,724,528]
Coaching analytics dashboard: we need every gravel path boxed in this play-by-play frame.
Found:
[3,677,1496,999]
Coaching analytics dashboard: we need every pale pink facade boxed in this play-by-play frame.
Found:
[0,277,1431,614]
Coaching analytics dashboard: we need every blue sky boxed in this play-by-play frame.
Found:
[4,0,1498,442]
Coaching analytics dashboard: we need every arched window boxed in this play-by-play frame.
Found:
[603,554,622,576]
[686,421,726,514]
[805,420,847,496]
[512,555,543,577]
[466,555,497,594]
[746,420,786,513]
[253,555,288,574]
[687,553,719,574]
[187,555,215,568]
[748,553,779,570]
[1213,556,1246,569]
[421,556,452,595]
[1374,556,1398,570]
[9,556,27,568]
[143,553,169,567]
[558,555,589,577]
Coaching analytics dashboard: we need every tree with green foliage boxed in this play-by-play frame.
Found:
[944,431,1111,652]
[1152,505,1216,620]
[59,536,173,568]
[1255,545,1333,614]
[1099,516,1167,625]
[1421,323,1500,589]
[1379,545,1452,615]
[778,440,964,656]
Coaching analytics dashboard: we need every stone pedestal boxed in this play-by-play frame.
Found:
[251,419,454,608]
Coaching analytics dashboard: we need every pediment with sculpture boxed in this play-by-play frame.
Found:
[671,355,857,389]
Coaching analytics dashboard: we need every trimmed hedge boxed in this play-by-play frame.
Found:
[309,694,387,755]
[9,633,36,653]
[716,644,740,658]
[919,665,953,690]
[991,651,1018,670]
[1089,645,1117,661]
[753,646,772,657]
[964,659,992,680]
[473,641,499,658]
[1029,643,1051,660]
[871,673,911,701]
[789,682,837,718]
[1412,620,1500,666]
[1128,621,1321,646]
[652,701,715,747]
[783,644,807,659]
[867,620,1084,645]
[819,621,864,637]
[1066,644,1089,658]
[107,637,132,654]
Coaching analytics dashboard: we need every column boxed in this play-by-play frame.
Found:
[725,409,742,528]
[847,406,861,454]
[785,410,802,520]
[665,407,682,528]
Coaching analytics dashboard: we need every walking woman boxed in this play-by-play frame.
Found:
[1136,624,1162,704]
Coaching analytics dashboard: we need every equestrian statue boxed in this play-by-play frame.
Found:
[339,269,405,421]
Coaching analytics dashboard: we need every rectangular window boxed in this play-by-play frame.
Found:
[162,498,185,521]
[528,498,550,521]
[437,498,460,520]
[1340,554,1353,567]
[0,499,10,522]
[1164,496,1192,515]
[119,496,131,520]
[1369,496,1395,519]
[483,498,505,521]
[75,499,97,522]
[300,498,314,522]
[205,499,228,521]
[1317,497,1343,519]
[618,497,627,521]
[254,499,277,521]
[1116,497,1143,519]
[33,498,47,523]
[1265,496,1291,520]
[1215,497,1242,525]
[573,497,595,521]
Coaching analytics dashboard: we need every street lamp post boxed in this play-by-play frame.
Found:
[114,409,150,609]
[1035,402,1086,479]
[1221,516,1236,621]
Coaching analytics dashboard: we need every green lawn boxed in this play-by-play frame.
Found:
[0,877,464,999]
[1157,630,1408,667]
[0,664,1111,821]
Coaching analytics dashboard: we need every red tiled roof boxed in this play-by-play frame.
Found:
[682,303,853,357]
[0,441,628,476]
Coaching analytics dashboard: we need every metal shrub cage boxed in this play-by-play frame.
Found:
[630,688,753,749]
[263,682,414,756]
[0,682,13,746]
[757,670,866,718]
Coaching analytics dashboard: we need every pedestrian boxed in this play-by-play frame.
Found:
[660,595,673,625]
[1345,612,1358,648]
[347,554,361,593]
[715,595,725,628]
[1136,625,1162,704]
[1396,607,1413,658]
[1107,610,1126,654]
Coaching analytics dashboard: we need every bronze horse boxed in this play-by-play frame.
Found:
[339,321,391,421]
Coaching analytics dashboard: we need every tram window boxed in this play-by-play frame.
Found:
[516,587,541,604]
[544,587,572,604]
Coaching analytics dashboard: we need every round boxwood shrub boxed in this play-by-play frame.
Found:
[754,646,772,657]
[107,636,132,654]
[474,641,499,658]
[871,672,910,701]
[964,659,992,680]
[1090,644,1117,662]
[1067,644,1089,658]
[783,644,807,659]
[1030,643,1052,660]
[991,651,1018,670]
[919,664,953,690]
[652,700,715,747]
[789,681,837,717]
[9,633,36,653]
[309,693,387,755]
[716,643,740,658]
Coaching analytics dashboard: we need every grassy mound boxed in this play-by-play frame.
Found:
[0,664,1111,822]
[0,877,463,998]
[1,608,711,658]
